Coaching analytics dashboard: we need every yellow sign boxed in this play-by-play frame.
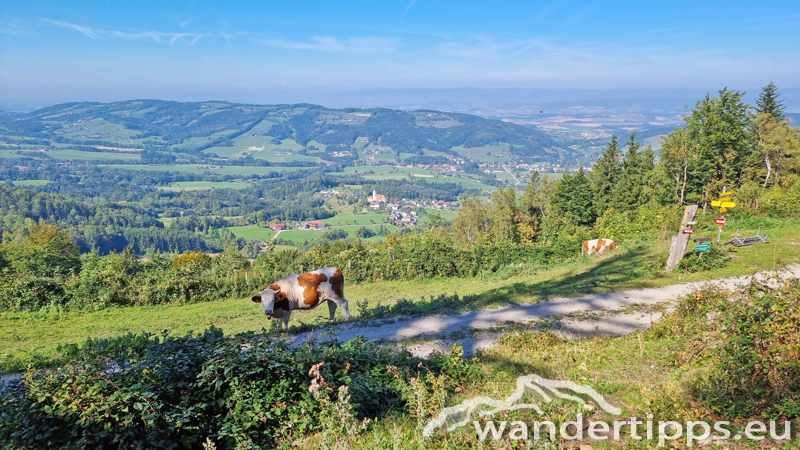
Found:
[711,201,736,208]
[720,207,729,213]
[720,191,733,197]
[718,196,731,202]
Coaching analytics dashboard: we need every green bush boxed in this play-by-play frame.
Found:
[0,271,67,311]
[0,329,464,449]
[695,278,800,419]
[676,244,730,273]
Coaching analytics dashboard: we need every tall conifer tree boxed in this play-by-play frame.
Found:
[756,81,786,120]
[554,168,595,226]
[613,132,652,210]
[590,135,622,216]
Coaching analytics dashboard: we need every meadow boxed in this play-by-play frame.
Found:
[451,143,513,163]
[8,180,52,186]
[33,149,141,161]
[226,225,277,241]
[0,149,24,158]
[3,218,798,374]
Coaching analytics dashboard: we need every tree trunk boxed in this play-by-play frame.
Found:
[680,162,688,205]
[763,154,772,188]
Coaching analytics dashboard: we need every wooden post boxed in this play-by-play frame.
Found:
[666,204,699,270]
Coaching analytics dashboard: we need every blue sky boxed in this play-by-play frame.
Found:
[1,1,799,104]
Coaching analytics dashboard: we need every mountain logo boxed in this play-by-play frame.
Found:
[422,373,622,437]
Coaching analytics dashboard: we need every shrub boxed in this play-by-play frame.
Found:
[0,329,456,449]
[676,244,730,273]
[695,278,800,419]
[0,271,67,311]
[0,221,81,277]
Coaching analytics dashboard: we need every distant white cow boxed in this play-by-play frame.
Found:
[251,267,350,330]
[582,239,616,255]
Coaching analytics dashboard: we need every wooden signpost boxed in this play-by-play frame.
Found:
[666,204,699,270]
[695,243,711,252]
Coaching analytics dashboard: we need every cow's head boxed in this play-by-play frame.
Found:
[251,284,282,318]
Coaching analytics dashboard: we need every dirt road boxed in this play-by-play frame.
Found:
[293,265,800,357]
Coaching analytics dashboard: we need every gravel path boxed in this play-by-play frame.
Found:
[3,266,797,387]
[293,265,800,357]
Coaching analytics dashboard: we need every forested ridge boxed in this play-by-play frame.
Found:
[0,99,570,164]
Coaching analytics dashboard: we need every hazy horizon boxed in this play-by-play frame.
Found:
[2,0,799,111]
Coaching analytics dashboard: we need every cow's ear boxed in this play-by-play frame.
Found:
[251,294,262,303]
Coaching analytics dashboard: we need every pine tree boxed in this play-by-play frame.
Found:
[755,81,786,120]
[589,135,622,216]
[686,88,751,209]
[612,132,653,210]
[554,168,595,226]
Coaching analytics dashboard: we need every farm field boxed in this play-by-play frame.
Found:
[98,164,307,176]
[4,219,800,373]
[451,143,513,163]
[227,226,277,241]
[0,149,25,158]
[203,134,308,161]
[8,180,52,186]
[159,181,253,191]
[37,150,141,160]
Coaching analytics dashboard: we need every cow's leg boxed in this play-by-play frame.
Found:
[327,300,338,322]
[281,310,291,331]
[337,297,351,320]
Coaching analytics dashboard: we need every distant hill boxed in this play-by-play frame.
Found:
[0,100,575,166]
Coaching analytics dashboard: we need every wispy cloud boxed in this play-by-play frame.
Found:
[264,36,394,53]
[41,18,102,39]
[40,17,212,45]
[401,0,418,19]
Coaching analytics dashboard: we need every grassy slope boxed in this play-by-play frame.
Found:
[10,180,52,186]
[227,226,277,241]
[2,219,799,373]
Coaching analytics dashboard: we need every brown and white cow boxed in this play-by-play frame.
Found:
[251,267,351,330]
[582,238,616,255]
